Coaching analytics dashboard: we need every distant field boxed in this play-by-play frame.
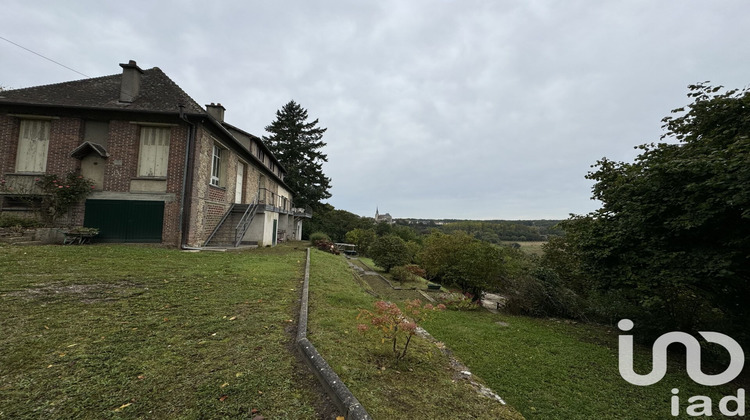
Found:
[502,241,546,256]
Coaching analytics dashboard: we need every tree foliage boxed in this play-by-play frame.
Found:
[264,100,331,209]
[369,235,410,272]
[500,248,585,319]
[551,83,750,343]
[417,231,505,300]
[345,228,377,256]
[429,220,562,242]
[304,204,372,242]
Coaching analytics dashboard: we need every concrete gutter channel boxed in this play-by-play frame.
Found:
[296,248,372,420]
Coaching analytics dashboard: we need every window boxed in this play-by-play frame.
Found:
[210,144,226,187]
[138,126,170,177]
[0,195,43,211]
[16,119,50,173]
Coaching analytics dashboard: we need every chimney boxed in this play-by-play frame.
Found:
[206,103,226,122]
[119,60,144,103]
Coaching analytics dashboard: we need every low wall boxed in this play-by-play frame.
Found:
[296,248,372,420]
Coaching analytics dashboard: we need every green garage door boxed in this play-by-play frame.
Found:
[84,200,164,243]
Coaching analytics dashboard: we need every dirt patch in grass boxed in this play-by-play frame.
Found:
[5,281,146,304]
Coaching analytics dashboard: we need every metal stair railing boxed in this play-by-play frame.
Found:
[204,203,236,247]
[234,200,258,247]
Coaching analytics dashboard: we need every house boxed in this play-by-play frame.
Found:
[0,60,311,247]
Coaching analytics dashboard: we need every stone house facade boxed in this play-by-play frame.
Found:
[0,60,310,247]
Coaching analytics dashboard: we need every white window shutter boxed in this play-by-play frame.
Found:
[138,127,170,177]
[16,120,50,172]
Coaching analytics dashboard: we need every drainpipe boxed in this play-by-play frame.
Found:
[178,104,198,249]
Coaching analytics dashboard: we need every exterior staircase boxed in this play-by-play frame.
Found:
[203,203,258,248]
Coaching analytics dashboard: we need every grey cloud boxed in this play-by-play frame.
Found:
[2,0,749,219]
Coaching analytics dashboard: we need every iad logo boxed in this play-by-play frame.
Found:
[617,319,745,417]
[617,319,744,386]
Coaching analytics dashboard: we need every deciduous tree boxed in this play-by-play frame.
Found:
[370,235,409,272]
[345,228,377,256]
[418,231,505,300]
[554,83,750,343]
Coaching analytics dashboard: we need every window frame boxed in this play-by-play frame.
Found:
[210,143,228,188]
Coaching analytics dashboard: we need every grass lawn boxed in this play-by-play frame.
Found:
[422,310,743,420]
[0,243,321,419]
[4,243,742,419]
[306,250,523,419]
[500,241,546,256]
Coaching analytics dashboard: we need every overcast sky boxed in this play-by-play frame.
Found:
[2,1,748,220]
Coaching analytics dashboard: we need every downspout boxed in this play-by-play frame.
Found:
[178,104,200,250]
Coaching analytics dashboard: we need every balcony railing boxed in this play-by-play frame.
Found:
[257,188,312,217]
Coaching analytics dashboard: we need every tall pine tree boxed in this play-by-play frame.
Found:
[263,101,332,209]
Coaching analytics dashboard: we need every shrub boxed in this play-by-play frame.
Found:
[437,292,482,311]
[313,239,339,255]
[0,214,43,228]
[308,231,331,245]
[500,267,585,319]
[36,172,95,224]
[390,266,416,284]
[357,299,445,361]
[404,264,426,279]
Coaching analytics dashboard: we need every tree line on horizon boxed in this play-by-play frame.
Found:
[304,210,563,244]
